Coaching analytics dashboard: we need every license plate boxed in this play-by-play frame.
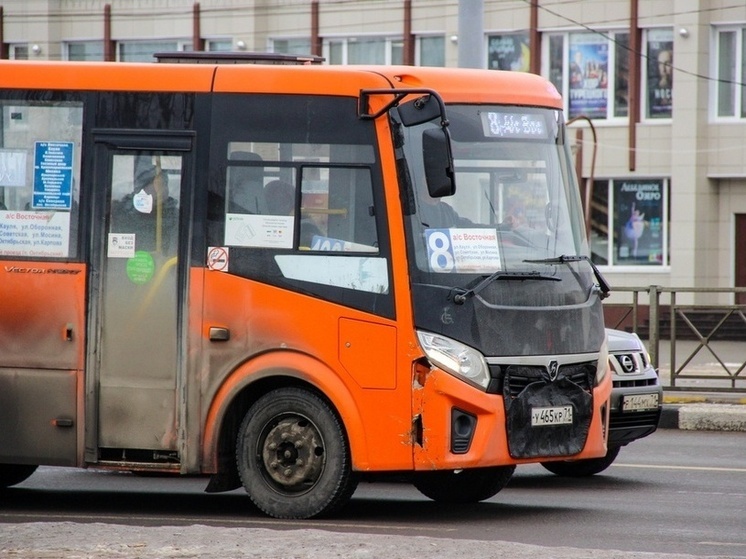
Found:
[531,405,573,426]
[622,393,660,412]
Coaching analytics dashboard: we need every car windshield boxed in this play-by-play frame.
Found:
[397,105,588,281]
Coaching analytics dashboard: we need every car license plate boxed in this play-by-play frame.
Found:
[622,393,660,412]
[531,405,573,426]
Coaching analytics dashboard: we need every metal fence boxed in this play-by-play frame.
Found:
[604,286,746,392]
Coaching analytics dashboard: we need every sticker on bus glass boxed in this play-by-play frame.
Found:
[126,250,155,285]
[224,213,293,248]
[425,228,501,273]
[108,233,136,258]
[207,246,230,272]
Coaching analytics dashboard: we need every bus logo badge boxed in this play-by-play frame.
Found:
[548,360,559,381]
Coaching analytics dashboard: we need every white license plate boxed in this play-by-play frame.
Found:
[531,405,573,426]
[622,393,660,412]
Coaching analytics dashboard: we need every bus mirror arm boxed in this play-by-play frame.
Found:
[358,88,447,126]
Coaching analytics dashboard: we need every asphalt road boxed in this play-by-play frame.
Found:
[1,428,745,558]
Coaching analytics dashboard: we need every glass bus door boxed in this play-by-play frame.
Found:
[88,132,192,463]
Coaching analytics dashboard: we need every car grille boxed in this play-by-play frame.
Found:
[613,377,659,388]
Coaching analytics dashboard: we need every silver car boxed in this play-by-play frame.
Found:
[541,328,662,476]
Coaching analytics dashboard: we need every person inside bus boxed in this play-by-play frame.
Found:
[415,178,473,229]
[112,163,178,254]
[264,179,322,247]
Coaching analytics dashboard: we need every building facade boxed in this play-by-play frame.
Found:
[2,0,746,301]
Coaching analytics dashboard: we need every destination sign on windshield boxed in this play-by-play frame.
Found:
[480,111,549,140]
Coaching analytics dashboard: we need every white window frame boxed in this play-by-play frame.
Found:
[415,34,445,67]
[590,178,670,270]
[269,37,312,56]
[322,36,402,65]
[711,26,745,121]
[117,40,191,62]
[64,40,105,61]
[542,30,629,123]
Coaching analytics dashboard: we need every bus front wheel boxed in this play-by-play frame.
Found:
[412,465,515,503]
[0,464,38,488]
[236,387,358,519]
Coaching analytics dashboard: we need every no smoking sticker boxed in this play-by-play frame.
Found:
[207,246,229,272]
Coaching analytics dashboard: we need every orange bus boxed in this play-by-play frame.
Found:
[0,53,611,519]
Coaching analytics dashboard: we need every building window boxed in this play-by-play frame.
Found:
[714,28,746,118]
[590,179,669,267]
[645,29,673,119]
[10,44,28,60]
[66,41,105,61]
[487,32,530,71]
[545,31,629,121]
[206,39,233,52]
[324,37,402,65]
[271,38,312,56]
[417,35,445,67]
[118,41,187,62]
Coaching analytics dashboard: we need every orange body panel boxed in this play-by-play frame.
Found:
[197,269,418,472]
[0,60,215,92]
[0,261,87,466]
[211,64,563,108]
[413,365,612,468]
[0,60,561,110]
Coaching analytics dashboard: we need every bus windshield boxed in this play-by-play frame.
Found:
[399,105,588,281]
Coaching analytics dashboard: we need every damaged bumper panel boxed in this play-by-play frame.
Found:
[503,364,594,459]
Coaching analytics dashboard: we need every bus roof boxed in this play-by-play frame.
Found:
[0,59,562,109]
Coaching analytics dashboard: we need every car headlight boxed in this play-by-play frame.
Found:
[416,330,490,390]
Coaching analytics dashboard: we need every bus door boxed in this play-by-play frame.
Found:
[88,132,193,464]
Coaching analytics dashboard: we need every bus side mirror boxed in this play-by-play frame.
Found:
[422,127,456,198]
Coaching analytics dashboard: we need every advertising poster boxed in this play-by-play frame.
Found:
[614,180,664,265]
[569,34,609,119]
[488,33,530,72]
[647,29,673,118]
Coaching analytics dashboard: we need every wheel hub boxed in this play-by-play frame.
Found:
[261,416,324,492]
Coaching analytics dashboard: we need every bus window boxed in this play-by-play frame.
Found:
[0,100,82,259]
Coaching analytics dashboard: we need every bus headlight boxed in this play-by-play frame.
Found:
[596,338,610,385]
[416,330,490,390]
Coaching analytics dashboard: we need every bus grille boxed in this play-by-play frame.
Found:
[489,362,595,397]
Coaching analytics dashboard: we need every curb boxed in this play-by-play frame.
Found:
[660,403,746,432]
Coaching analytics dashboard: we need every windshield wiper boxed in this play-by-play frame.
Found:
[523,255,611,300]
[453,270,560,304]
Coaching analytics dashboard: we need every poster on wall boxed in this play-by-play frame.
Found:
[569,33,609,119]
[614,179,664,265]
[647,29,673,119]
[487,33,530,72]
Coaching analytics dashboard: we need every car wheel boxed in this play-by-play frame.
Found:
[413,465,515,503]
[0,464,38,488]
[236,387,358,519]
[540,446,621,477]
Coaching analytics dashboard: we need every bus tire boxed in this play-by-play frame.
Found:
[412,465,515,503]
[540,445,621,477]
[0,464,38,488]
[236,387,358,519]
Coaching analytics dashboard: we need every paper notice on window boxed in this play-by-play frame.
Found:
[0,210,71,257]
[225,213,293,249]
[425,228,502,273]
